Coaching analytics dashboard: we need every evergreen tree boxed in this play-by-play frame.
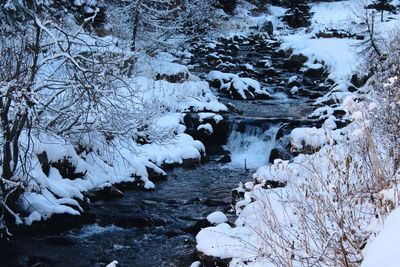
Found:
[368,0,396,22]
[282,0,311,28]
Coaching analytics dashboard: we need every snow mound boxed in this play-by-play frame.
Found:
[206,211,228,225]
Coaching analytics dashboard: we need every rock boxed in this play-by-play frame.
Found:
[302,77,317,86]
[269,148,290,163]
[351,73,369,88]
[231,188,245,205]
[304,64,326,78]
[315,29,364,40]
[288,75,300,87]
[206,53,220,63]
[50,157,86,179]
[207,71,269,100]
[272,49,290,58]
[182,158,202,169]
[264,67,276,76]
[155,72,189,83]
[228,44,239,51]
[261,180,287,189]
[333,109,346,118]
[258,19,274,36]
[217,154,231,163]
[26,212,96,235]
[162,158,201,170]
[146,167,167,182]
[86,186,124,202]
[285,54,308,70]
[182,219,210,234]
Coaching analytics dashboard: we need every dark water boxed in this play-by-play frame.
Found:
[1,164,251,267]
[1,33,330,267]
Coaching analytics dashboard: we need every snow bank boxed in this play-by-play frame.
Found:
[281,36,359,81]
[361,207,400,267]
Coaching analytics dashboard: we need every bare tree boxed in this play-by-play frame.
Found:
[0,4,166,236]
[107,0,216,53]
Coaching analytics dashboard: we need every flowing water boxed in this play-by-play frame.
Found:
[225,120,280,169]
[1,33,329,267]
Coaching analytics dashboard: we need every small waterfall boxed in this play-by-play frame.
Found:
[224,120,279,169]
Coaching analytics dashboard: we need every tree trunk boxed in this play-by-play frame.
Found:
[131,9,140,52]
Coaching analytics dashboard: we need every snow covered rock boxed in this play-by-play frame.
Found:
[197,123,214,135]
[303,62,327,78]
[206,211,228,225]
[285,53,308,70]
[207,71,271,100]
[290,127,327,151]
[154,61,189,83]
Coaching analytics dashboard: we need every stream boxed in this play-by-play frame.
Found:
[1,33,329,267]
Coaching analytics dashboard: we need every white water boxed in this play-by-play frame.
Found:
[224,124,279,169]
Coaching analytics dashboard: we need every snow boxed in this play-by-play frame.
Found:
[310,1,359,29]
[281,36,360,82]
[196,223,260,259]
[290,127,328,150]
[288,75,297,85]
[155,61,189,77]
[196,2,400,266]
[190,261,201,267]
[106,260,119,267]
[198,112,224,124]
[207,71,269,99]
[361,207,400,267]
[206,211,228,225]
[197,123,214,134]
[277,1,368,82]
